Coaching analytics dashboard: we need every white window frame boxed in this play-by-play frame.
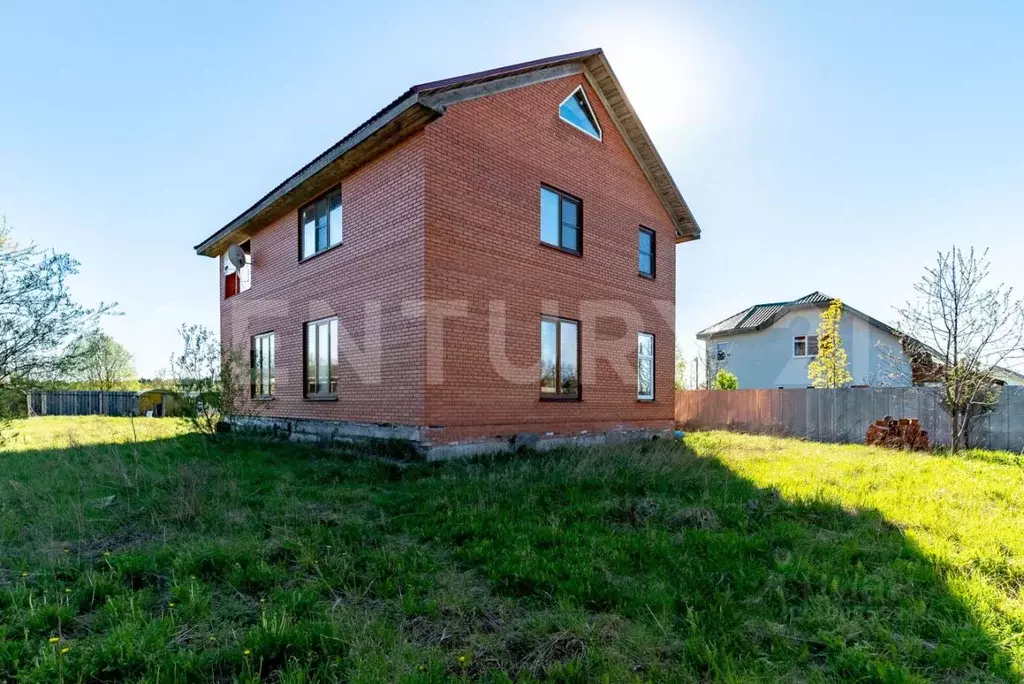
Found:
[793,335,819,358]
[637,332,655,400]
[713,342,730,362]
[558,86,602,141]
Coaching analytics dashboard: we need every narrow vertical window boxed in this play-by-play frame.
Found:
[638,332,654,400]
[539,186,582,254]
[251,332,275,397]
[305,318,338,397]
[540,316,580,398]
[638,228,655,278]
[300,187,343,259]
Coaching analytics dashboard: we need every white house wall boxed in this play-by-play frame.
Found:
[711,308,912,389]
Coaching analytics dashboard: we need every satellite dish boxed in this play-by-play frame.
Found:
[226,243,247,270]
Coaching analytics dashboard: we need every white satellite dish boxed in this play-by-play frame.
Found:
[226,243,248,270]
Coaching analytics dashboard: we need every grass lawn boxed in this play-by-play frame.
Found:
[1,418,1022,682]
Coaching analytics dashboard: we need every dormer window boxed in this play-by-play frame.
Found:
[558,86,601,141]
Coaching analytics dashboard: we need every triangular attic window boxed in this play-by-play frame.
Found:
[559,86,601,140]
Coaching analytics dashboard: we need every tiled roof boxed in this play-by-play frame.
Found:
[697,292,833,339]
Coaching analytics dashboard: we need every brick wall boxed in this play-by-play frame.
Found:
[220,133,427,425]
[422,74,676,441]
[219,73,679,440]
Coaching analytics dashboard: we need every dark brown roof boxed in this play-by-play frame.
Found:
[195,48,700,256]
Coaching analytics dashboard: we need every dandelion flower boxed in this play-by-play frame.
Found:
[243,648,251,656]
[64,588,71,594]
[209,636,216,641]
[169,602,176,608]
[458,655,467,664]
[60,647,70,655]
[20,572,27,577]
[103,551,110,556]
[48,637,59,644]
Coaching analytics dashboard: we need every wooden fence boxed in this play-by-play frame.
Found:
[675,387,1024,451]
[27,391,140,417]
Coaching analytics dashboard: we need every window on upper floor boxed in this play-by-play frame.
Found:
[251,332,275,398]
[223,240,251,299]
[300,188,342,260]
[639,227,655,278]
[637,332,655,400]
[305,317,338,398]
[794,335,819,357]
[541,316,580,399]
[540,186,581,254]
[559,86,602,140]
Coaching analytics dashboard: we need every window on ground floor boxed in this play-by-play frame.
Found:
[541,316,580,398]
[251,332,275,398]
[638,332,654,400]
[305,318,338,397]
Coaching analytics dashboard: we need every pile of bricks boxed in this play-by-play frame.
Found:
[865,416,929,450]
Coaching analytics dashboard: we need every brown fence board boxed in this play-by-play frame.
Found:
[675,387,1024,449]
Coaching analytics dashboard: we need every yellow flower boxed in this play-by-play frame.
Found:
[209,636,216,642]
[458,655,467,664]
[64,588,71,594]
[48,637,59,644]
[243,648,251,656]
[60,647,70,655]
[20,572,27,577]
[169,602,176,608]
[63,548,69,554]
[190,575,196,580]
[103,551,110,556]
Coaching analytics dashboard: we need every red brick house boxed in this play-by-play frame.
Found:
[194,49,700,458]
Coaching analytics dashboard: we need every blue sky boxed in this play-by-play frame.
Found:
[1,1,1021,377]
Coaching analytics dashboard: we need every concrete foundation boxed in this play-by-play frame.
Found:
[227,415,673,461]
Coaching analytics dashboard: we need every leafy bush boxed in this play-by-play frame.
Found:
[712,369,738,390]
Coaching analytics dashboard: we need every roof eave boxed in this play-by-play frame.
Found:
[582,51,700,243]
[194,95,443,257]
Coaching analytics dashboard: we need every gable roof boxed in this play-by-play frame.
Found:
[195,48,700,257]
[696,291,906,341]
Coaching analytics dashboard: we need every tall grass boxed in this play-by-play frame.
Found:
[0,418,1019,681]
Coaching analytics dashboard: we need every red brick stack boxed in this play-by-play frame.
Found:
[866,417,929,450]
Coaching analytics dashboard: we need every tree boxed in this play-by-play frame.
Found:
[807,298,853,389]
[170,324,252,435]
[712,368,738,390]
[0,216,114,385]
[674,344,687,390]
[898,247,1024,451]
[70,332,136,390]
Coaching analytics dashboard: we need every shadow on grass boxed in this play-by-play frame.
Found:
[0,434,1017,681]
[385,439,1019,681]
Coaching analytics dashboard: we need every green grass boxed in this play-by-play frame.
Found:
[1,417,1021,682]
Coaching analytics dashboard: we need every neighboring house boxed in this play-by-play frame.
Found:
[194,49,701,456]
[696,293,913,389]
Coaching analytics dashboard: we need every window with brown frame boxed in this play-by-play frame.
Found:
[300,188,342,259]
[251,332,275,398]
[540,316,580,398]
[305,318,338,397]
[639,228,655,278]
[540,186,581,254]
